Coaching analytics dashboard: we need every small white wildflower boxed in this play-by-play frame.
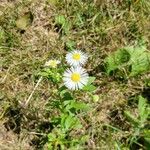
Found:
[44,59,60,68]
[63,67,89,90]
[66,50,88,67]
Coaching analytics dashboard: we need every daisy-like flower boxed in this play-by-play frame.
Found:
[63,67,89,90]
[66,50,88,67]
[44,59,60,68]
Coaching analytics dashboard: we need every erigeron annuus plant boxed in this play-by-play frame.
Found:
[25,49,97,149]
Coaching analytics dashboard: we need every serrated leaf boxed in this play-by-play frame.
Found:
[105,49,130,75]
[130,53,150,76]
[126,45,150,76]
[124,111,139,127]
[16,12,33,30]
[127,45,146,60]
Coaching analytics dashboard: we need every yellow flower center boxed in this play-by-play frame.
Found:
[71,73,81,82]
[72,53,81,60]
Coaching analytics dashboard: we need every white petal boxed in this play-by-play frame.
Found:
[65,50,88,67]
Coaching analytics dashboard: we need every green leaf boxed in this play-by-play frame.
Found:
[143,130,150,148]
[125,45,150,76]
[138,96,150,124]
[61,114,82,131]
[82,84,96,92]
[105,44,150,76]
[87,76,96,84]
[130,53,150,76]
[48,133,56,142]
[127,45,146,61]
[39,71,49,77]
[60,89,73,100]
[75,13,84,27]
[138,96,147,120]
[40,68,62,83]
[64,116,74,130]
[55,15,70,34]
[65,40,76,51]
[16,12,33,30]
[63,22,71,34]
[55,15,66,26]
[70,101,90,111]
[143,130,150,138]
[64,115,74,130]
[64,100,90,111]
[80,135,90,143]
[82,76,96,92]
[105,49,130,75]
[124,111,139,127]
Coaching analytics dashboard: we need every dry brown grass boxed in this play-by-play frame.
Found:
[0,0,150,149]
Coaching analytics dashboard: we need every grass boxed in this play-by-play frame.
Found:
[0,0,150,149]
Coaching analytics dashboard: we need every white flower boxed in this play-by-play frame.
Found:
[63,67,89,90]
[44,59,60,68]
[66,50,88,66]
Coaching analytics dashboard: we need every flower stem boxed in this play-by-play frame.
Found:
[24,76,43,107]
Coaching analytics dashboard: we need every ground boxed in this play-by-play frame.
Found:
[0,0,150,150]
